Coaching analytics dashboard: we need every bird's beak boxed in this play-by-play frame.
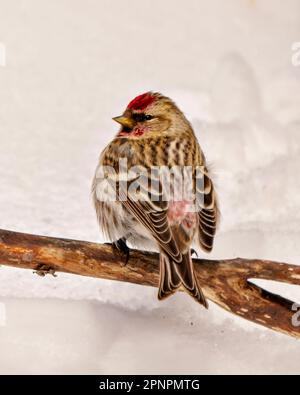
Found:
[112,116,135,129]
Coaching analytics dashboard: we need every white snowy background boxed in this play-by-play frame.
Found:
[0,0,300,374]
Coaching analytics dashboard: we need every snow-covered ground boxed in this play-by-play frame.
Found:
[0,0,300,374]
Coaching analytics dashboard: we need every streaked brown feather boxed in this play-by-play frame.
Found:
[159,252,208,308]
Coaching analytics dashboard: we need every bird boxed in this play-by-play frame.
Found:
[92,92,219,308]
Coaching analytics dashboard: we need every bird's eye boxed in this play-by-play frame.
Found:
[132,113,153,122]
[144,115,153,121]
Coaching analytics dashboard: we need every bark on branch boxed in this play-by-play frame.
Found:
[0,228,299,338]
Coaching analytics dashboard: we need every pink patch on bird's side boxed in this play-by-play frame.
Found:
[127,92,156,111]
[168,201,197,228]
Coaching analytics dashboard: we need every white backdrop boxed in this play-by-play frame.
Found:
[0,0,300,374]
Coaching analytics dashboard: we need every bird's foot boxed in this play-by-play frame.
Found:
[34,264,57,277]
[112,238,130,267]
[191,248,198,258]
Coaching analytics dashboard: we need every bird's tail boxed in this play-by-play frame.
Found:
[158,251,208,308]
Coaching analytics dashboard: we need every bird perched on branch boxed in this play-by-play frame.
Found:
[92,92,219,308]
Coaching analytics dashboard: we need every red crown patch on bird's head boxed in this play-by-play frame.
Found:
[127,92,156,111]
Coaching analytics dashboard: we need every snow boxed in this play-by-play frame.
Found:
[0,0,300,374]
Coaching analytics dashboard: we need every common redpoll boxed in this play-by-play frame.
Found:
[92,92,219,308]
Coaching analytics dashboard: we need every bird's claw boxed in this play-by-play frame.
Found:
[34,265,57,277]
[191,248,198,258]
[112,238,130,267]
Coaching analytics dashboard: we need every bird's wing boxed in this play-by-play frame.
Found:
[195,167,219,252]
[118,170,208,307]
[117,171,182,263]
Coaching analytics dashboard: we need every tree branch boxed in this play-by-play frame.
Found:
[0,228,299,338]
